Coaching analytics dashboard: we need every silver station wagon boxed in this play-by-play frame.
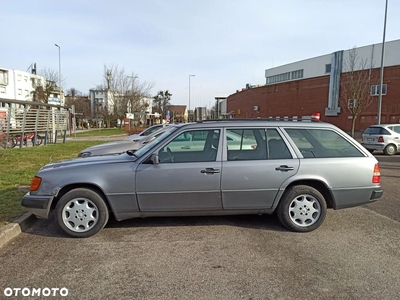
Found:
[22,119,383,238]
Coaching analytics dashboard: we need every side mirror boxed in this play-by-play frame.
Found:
[151,153,159,165]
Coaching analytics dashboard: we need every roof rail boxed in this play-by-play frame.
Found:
[197,116,320,123]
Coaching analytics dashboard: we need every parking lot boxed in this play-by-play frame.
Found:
[0,153,399,299]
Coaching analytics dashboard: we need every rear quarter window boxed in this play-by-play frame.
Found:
[285,128,364,158]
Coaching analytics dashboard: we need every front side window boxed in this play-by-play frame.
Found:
[285,128,363,158]
[159,129,220,163]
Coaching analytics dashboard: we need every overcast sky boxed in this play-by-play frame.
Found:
[2,0,399,109]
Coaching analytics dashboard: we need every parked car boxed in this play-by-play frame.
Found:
[22,118,383,238]
[361,124,400,155]
[78,126,174,157]
[125,124,171,141]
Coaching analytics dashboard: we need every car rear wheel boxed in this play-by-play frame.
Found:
[383,144,396,156]
[277,185,327,232]
[55,188,109,238]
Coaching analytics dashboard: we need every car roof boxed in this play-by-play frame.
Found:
[178,119,335,129]
[368,124,400,127]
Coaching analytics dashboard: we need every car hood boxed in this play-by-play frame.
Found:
[40,152,137,171]
[84,140,137,151]
[79,140,144,157]
[125,134,142,141]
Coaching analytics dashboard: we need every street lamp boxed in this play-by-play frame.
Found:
[188,74,195,111]
[127,75,138,114]
[54,44,61,104]
[377,0,388,125]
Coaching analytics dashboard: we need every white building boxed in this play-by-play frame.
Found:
[0,67,64,106]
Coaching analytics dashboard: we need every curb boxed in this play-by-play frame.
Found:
[0,213,37,249]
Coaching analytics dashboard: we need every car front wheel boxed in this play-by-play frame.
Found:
[55,188,109,238]
[277,185,327,232]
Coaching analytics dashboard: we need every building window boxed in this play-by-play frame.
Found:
[0,70,8,85]
[17,74,22,81]
[266,72,290,84]
[291,69,304,80]
[17,89,22,96]
[325,64,331,73]
[0,87,6,93]
[348,99,357,109]
[371,84,387,96]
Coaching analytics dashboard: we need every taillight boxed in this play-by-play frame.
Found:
[30,176,42,191]
[377,136,384,142]
[372,164,380,184]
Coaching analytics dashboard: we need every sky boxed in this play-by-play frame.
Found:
[2,0,399,109]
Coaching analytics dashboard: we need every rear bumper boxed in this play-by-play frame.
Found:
[360,142,385,151]
[331,186,383,210]
[21,193,54,219]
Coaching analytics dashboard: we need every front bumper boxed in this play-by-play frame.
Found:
[21,193,54,219]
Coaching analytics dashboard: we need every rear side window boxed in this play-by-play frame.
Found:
[285,128,364,158]
[226,128,292,161]
[364,126,390,135]
[389,126,400,134]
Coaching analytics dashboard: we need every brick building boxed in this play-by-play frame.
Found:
[227,39,400,132]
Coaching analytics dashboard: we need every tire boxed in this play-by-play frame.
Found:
[1,137,16,149]
[383,144,396,156]
[32,134,43,146]
[10,137,17,148]
[55,188,109,238]
[367,149,374,153]
[276,185,327,232]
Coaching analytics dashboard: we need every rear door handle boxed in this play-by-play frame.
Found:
[201,168,220,174]
[275,165,294,172]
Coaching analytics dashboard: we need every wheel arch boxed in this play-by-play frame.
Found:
[51,183,115,218]
[277,179,335,209]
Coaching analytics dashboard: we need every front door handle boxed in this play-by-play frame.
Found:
[275,165,294,172]
[201,168,220,174]
[181,145,191,149]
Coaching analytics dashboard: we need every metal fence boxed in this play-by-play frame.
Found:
[0,99,70,149]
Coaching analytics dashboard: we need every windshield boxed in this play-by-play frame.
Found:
[134,126,179,158]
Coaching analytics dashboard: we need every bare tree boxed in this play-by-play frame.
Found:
[31,67,66,103]
[99,64,154,128]
[340,47,378,137]
[153,90,172,119]
[65,88,90,129]
[39,68,61,86]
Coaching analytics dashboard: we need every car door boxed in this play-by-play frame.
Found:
[135,129,223,212]
[221,128,299,210]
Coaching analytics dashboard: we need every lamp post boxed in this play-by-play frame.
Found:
[377,0,388,125]
[127,75,138,114]
[188,74,195,111]
[54,44,61,104]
